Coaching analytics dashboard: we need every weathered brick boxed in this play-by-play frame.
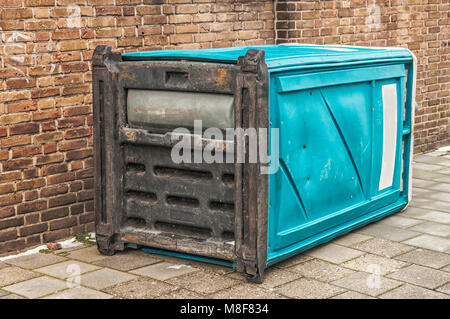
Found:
[49,216,77,230]
[0,217,24,231]
[9,123,40,136]
[19,223,48,236]
[41,207,69,222]
[17,200,47,214]
[0,193,22,207]
[2,158,33,171]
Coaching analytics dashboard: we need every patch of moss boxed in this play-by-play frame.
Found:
[74,233,96,246]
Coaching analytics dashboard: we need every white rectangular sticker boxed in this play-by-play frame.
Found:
[379,83,398,190]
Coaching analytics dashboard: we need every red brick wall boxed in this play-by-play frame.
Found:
[0,0,275,255]
[275,0,450,153]
[0,0,448,255]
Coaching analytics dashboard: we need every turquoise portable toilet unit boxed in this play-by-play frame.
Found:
[93,44,416,282]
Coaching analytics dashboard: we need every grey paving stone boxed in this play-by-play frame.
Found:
[436,282,450,295]
[342,254,408,275]
[411,178,438,189]
[331,271,402,297]
[0,293,26,299]
[3,276,67,299]
[306,243,364,264]
[93,250,160,271]
[351,238,415,258]
[331,291,375,299]
[157,288,204,299]
[394,248,450,269]
[5,253,66,270]
[0,289,9,297]
[277,278,345,299]
[442,265,450,272]
[274,254,314,269]
[387,264,450,289]
[416,199,450,212]
[66,246,107,263]
[413,162,446,172]
[258,268,301,289]
[167,271,240,295]
[0,266,40,287]
[103,277,176,299]
[355,223,420,242]
[35,260,100,279]
[427,183,450,193]
[0,261,7,270]
[424,192,450,203]
[435,175,450,183]
[409,221,450,237]
[380,284,449,299]
[185,260,235,275]
[43,287,113,299]
[378,215,424,229]
[402,234,450,252]
[288,259,355,282]
[211,283,285,299]
[413,187,435,197]
[402,207,450,224]
[332,233,372,246]
[130,261,198,281]
[79,268,137,290]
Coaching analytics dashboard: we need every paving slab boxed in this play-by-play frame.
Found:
[259,268,302,288]
[35,260,100,279]
[401,207,450,224]
[0,289,9,297]
[424,192,450,203]
[409,221,450,237]
[411,178,438,189]
[306,243,364,264]
[0,293,25,299]
[167,270,240,295]
[341,254,408,275]
[157,288,204,299]
[3,276,67,299]
[93,250,161,271]
[387,264,450,289]
[355,223,420,242]
[436,282,450,295]
[288,259,355,282]
[0,266,40,287]
[130,262,198,281]
[427,183,450,193]
[331,271,402,297]
[442,265,450,272]
[79,268,137,290]
[415,199,450,212]
[65,246,107,263]
[0,261,7,270]
[379,284,449,299]
[5,253,66,270]
[332,233,372,247]
[394,248,450,269]
[277,278,345,299]
[211,283,284,299]
[350,238,415,258]
[273,254,313,269]
[43,287,113,299]
[331,291,375,299]
[103,277,176,299]
[402,234,450,252]
[377,215,424,229]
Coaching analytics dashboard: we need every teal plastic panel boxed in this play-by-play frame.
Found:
[267,64,407,263]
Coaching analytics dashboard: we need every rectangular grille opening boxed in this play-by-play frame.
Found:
[166,195,200,208]
[126,162,146,173]
[222,173,234,184]
[126,190,157,203]
[209,201,234,213]
[222,231,234,241]
[126,217,147,228]
[154,166,212,181]
[154,222,212,239]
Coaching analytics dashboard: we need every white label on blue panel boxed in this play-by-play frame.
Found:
[379,83,398,191]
